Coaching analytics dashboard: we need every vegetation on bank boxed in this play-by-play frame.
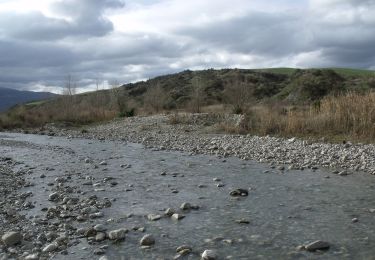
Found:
[0,68,375,142]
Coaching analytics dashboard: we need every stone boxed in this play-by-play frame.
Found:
[171,214,185,221]
[108,229,127,240]
[305,240,330,251]
[147,214,162,221]
[229,189,248,197]
[352,218,359,223]
[201,249,217,260]
[99,161,107,166]
[176,245,192,253]
[95,232,106,242]
[42,243,58,253]
[180,202,191,210]
[25,254,39,260]
[48,192,59,201]
[235,219,250,224]
[2,232,22,246]
[94,224,107,232]
[164,208,175,216]
[140,234,155,246]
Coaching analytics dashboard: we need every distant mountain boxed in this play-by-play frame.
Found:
[0,87,57,112]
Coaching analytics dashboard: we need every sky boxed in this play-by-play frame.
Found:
[0,0,374,93]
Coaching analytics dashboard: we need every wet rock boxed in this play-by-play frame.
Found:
[176,245,192,255]
[140,234,155,246]
[164,208,175,216]
[147,214,162,221]
[305,240,330,251]
[229,189,248,197]
[95,232,106,242]
[108,229,127,240]
[2,231,22,246]
[171,214,185,221]
[201,249,217,260]
[180,202,191,210]
[94,224,107,232]
[235,219,250,224]
[42,243,58,253]
[94,248,106,255]
[48,192,59,201]
[25,254,39,260]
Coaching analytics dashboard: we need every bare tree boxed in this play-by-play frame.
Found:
[144,83,166,113]
[224,75,254,114]
[189,76,205,113]
[62,75,77,120]
[109,80,128,114]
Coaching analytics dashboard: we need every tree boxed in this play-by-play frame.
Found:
[62,75,77,120]
[224,75,253,114]
[189,76,205,113]
[144,83,166,113]
[109,80,128,114]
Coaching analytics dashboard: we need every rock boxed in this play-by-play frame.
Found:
[369,209,375,213]
[216,183,225,188]
[25,254,39,260]
[147,214,162,221]
[338,171,348,176]
[40,174,46,178]
[201,249,217,260]
[352,218,359,223]
[94,248,106,255]
[2,232,22,246]
[99,161,107,166]
[171,214,185,221]
[213,178,221,182]
[99,257,109,260]
[229,189,248,197]
[108,229,127,240]
[305,240,330,251]
[94,224,107,232]
[140,234,155,246]
[235,219,250,224]
[42,243,58,253]
[164,208,175,216]
[176,245,192,254]
[180,202,191,210]
[95,232,106,242]
[48,192,59,201]
[84,158,90,163]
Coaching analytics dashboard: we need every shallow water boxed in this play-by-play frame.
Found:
[1,133,375,260]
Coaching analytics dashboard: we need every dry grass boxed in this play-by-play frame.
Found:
[235,91,375,142]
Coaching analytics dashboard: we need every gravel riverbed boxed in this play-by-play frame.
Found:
[1,114,375,260]
[36,114,375,175]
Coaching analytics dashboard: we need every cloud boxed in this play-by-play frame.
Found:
[0,0,374,93]
[0,0,125,41]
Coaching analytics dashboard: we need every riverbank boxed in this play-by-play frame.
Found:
[26,113,375,176]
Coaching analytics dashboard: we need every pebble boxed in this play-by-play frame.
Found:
[180,202,191,210]
[108,229,127,240]
[171,214,185,221]
[304,240,330,251]
[2,232,22,246]
[42,243,58,253]
[140,234,155,246]
[202,249,217,260]
[147,214,162,221]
